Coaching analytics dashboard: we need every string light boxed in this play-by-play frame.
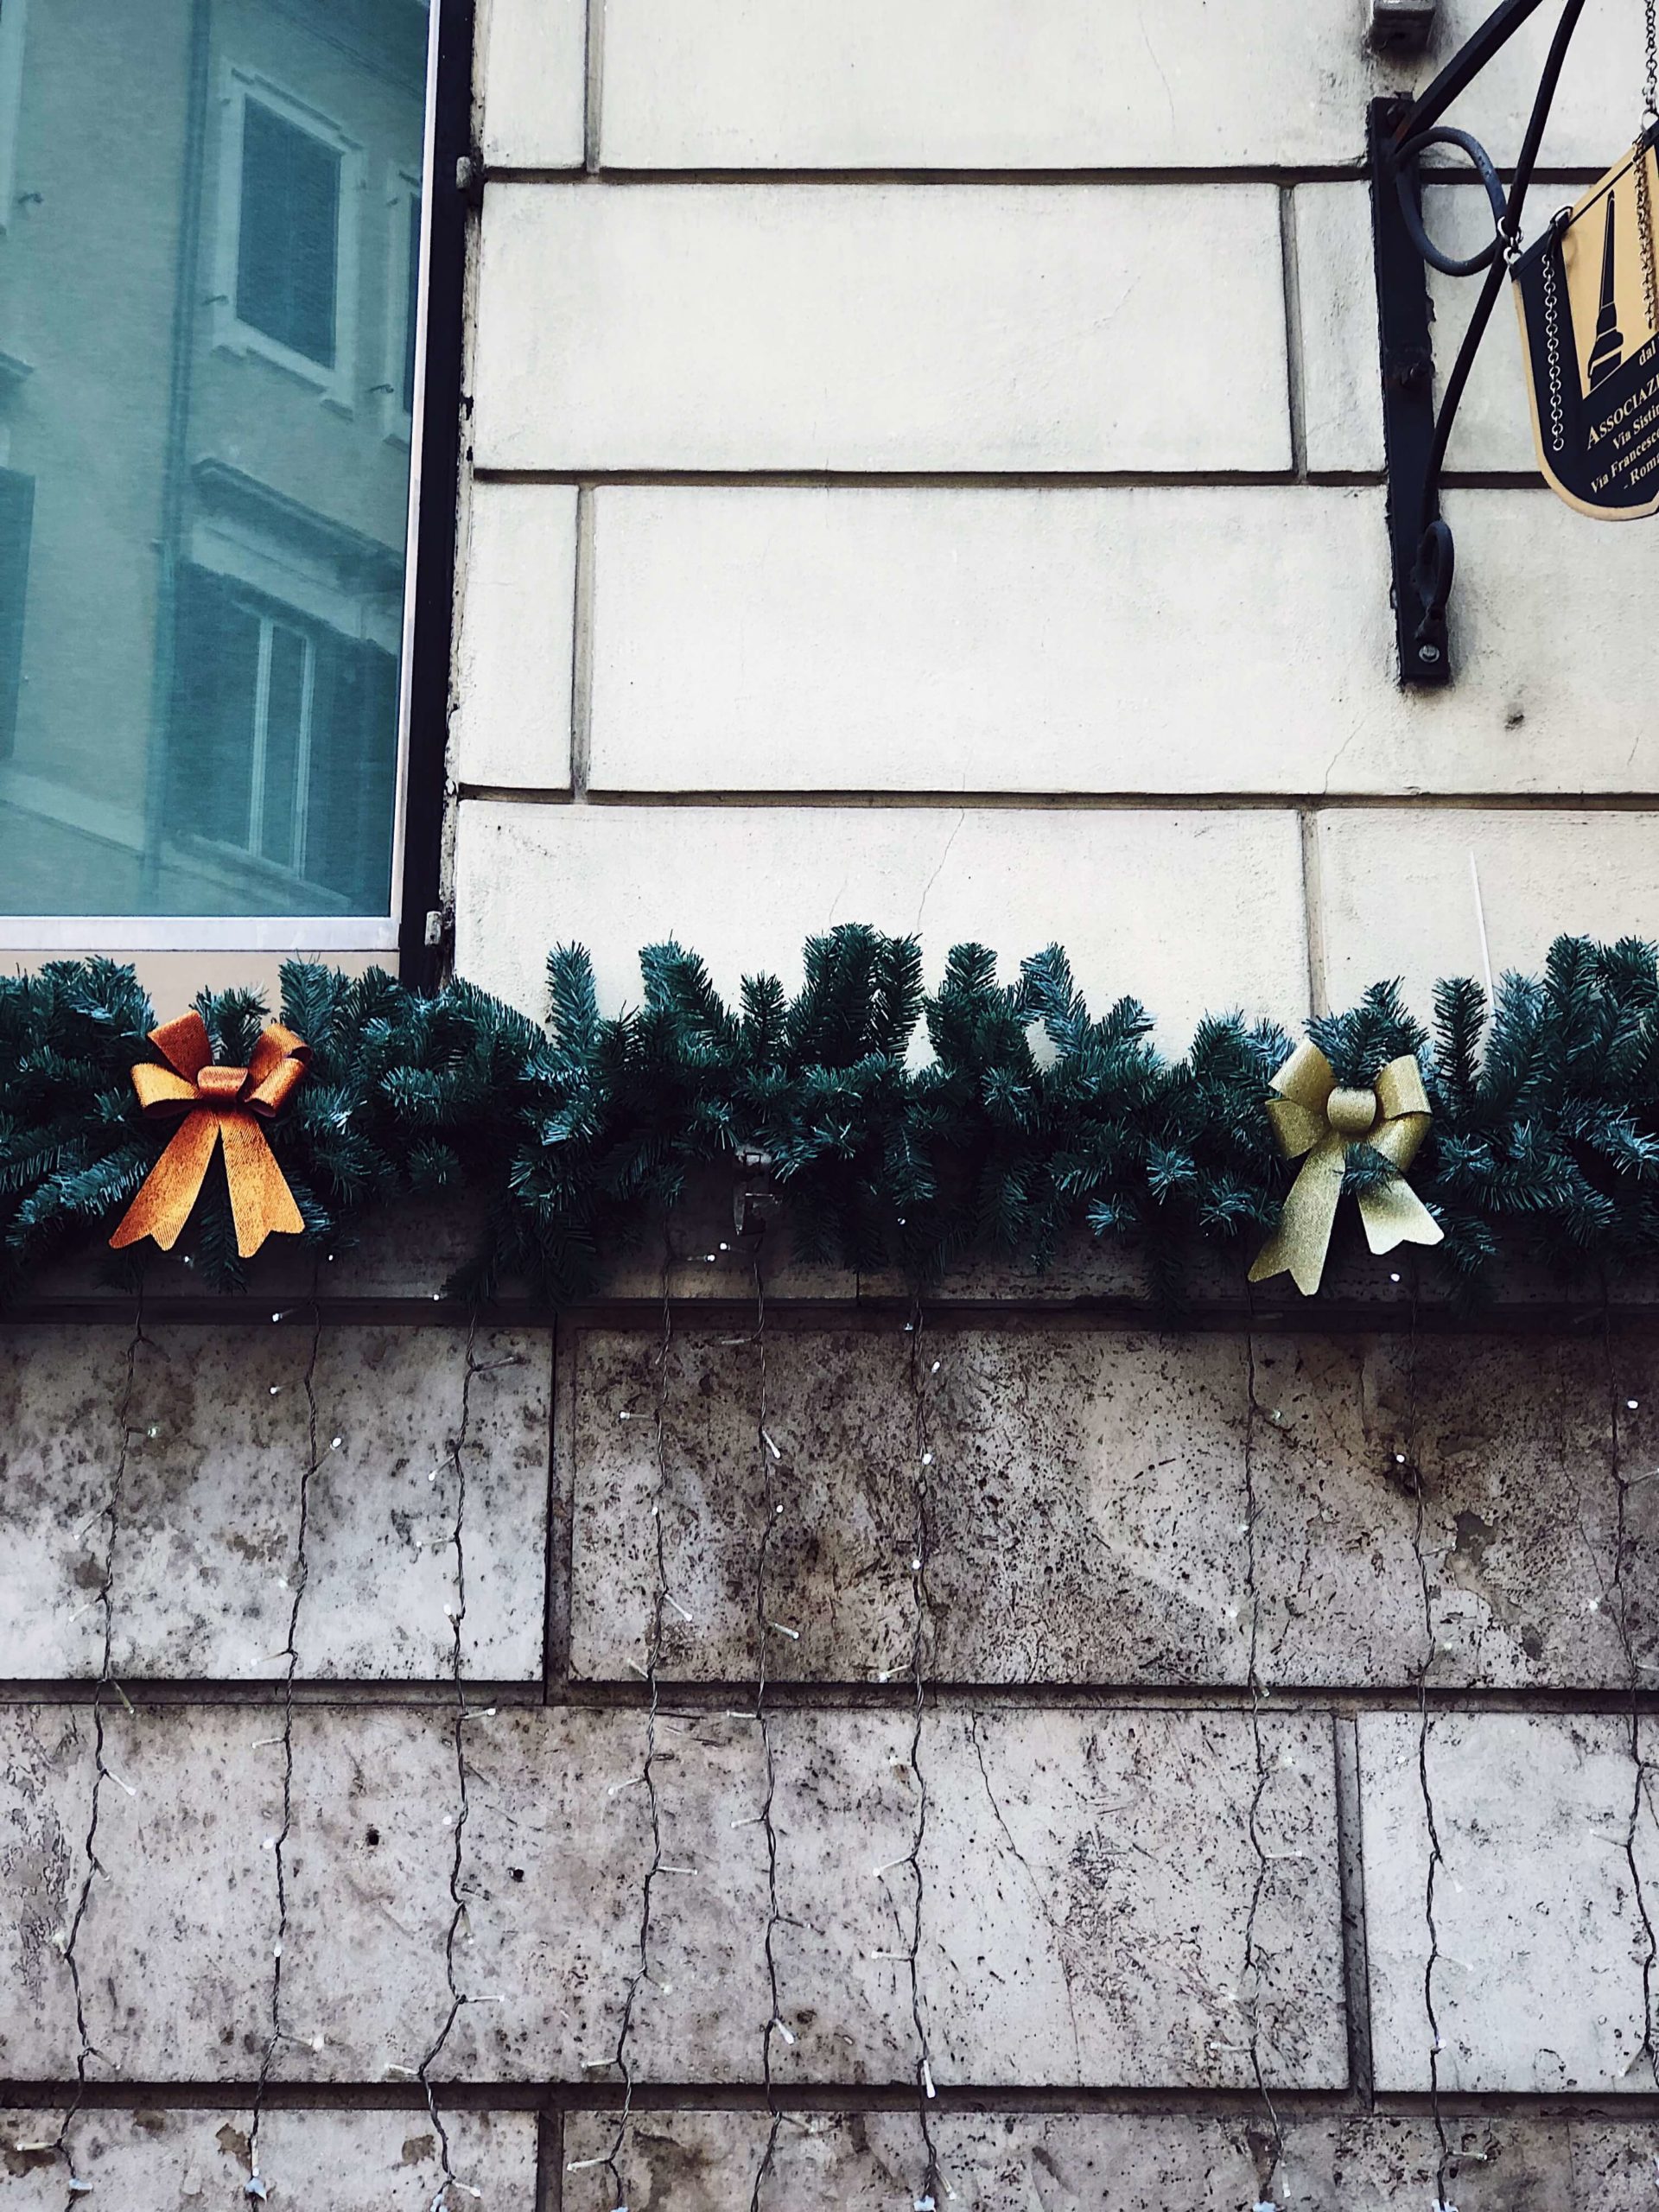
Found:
[1238,1299,1285,2210]
[245,1285,326,2202]
[888,1303,949,2208]
[581,1245,677,2212]
[415,1313,516,2212]
[1398,1276,1457,2211]
[52,1287,150,2197]
[1599,1299,1659,2089]
[746,1232,789,2212]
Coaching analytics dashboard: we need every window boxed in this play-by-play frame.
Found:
[0,0,27,237]
[168,567,397,914]
[0,0,454,955]
[0,467,33,760]
[237,98,342,371]
[213,71,362,406]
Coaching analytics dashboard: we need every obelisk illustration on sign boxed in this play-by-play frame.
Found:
[1513,124,1659,517]
[1586,192,1627,385]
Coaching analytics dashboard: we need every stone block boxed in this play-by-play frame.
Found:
[1314,802,1659,1014]
[1295,180,1539,477]
[471,181,1291,472]
[0,1707,92,2079]
[479,0,585,168]
[569,1325,1252,1688]
[584,483,1391,797]
[431,1702,1346,2093]
[915,1706,1344,2088]
[1,2107,536,2211]
[453,801,1311,1052]
[558,2107,1659,2210]
[1294,180,1385,479]
[1249,1330,1655,1693]
[1428,0,1645,173]
[0,1702,1344,2089]
[452,480,576,791]
[1398,490,1659,792]
[496,0,1644,175]
[0,1704,278,2082]
[574,479,1659,798]
[0,1324,550,1681]
[593,0,1378,169]
[1359,1709,1659,2092]
[569,1325,1652,1692]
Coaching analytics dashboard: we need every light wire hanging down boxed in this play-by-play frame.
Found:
[245,1284,329,2201]
[54,1290,151,2204]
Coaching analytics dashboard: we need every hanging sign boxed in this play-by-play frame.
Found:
[1512,123,1659,518]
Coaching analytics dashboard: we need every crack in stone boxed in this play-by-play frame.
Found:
[891,1307,944,2211]
[1401,1294,1456,2210]
[747,1239,787,2212]
[968,1708,1083,2087]
[245,1289,325,2198]
[417,1316,517,2212]
[593,1255,676,2212]
[1600,1303,1659,2092]
[54,1291,149,2198]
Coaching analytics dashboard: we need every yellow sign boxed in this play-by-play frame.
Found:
[1512,124,1659,518]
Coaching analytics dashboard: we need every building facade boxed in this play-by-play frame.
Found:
[3,3,1659,2209]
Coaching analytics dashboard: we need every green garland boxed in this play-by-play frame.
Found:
[3,927,1658,1305]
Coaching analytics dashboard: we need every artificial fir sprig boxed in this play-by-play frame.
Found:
[4,930,1659,1303]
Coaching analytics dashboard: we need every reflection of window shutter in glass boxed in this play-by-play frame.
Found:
[236,99,340,368]
[167,568,397,907]
[168,565,262,851]
[308,632,398,909]
[252,620,313,873]
[0,467,34,762]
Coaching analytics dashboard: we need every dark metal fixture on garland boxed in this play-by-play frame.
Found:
[1370,0,1592,684]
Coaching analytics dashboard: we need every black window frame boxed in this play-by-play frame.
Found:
[397,0,473,988]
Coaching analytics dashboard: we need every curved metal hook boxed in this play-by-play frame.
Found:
[1392,125,1510,275]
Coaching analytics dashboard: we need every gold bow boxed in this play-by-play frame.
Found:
[1248,1041,1442,1296]
[110,1012,309,1261]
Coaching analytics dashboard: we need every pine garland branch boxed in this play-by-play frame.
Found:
[3,932,1659,1305]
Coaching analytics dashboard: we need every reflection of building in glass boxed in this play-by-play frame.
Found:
[0,0,427,919]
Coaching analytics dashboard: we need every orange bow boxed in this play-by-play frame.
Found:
[109,1012,309,1260]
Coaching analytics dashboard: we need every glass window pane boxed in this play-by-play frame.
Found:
[0,1,429,922]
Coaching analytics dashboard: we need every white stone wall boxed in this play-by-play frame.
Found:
[452,0,1659,1031]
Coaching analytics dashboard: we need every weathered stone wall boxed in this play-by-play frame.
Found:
[3,1263,1656,2206]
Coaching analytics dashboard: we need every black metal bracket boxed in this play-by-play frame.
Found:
[1368,0,1584,686]
[1371,97,1451,686]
